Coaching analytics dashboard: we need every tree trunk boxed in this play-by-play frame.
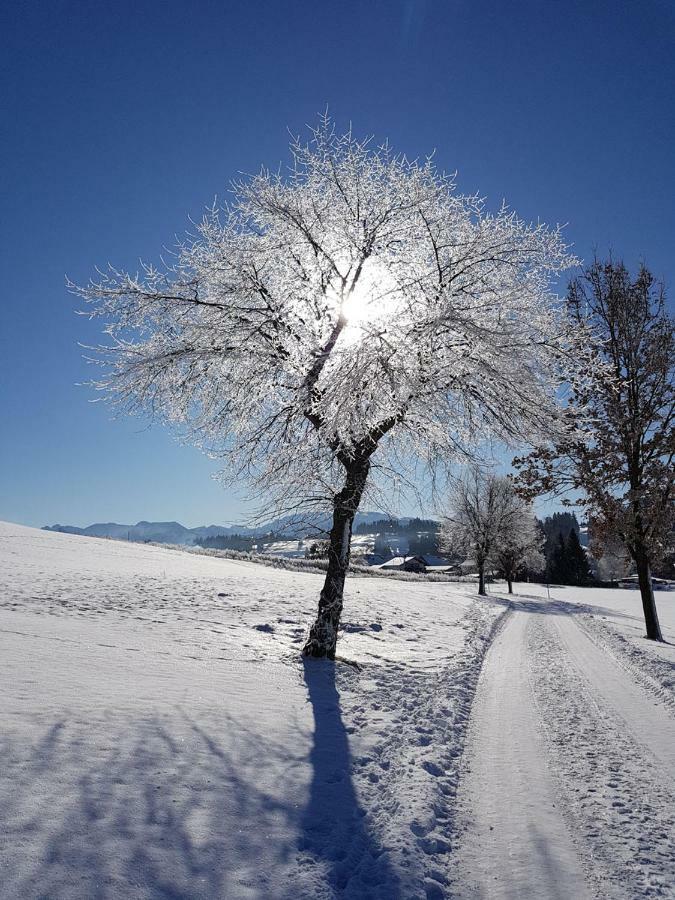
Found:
[507,577,513,594]
[478,563,486,596]
[634,547,664,642]
[303,459,370,659]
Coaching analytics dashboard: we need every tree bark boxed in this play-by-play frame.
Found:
[478,563,486,596]
[634,546,664,642]
[303,458,370,659]
[507,577,513,594]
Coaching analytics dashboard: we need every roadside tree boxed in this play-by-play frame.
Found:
[441,469,522,596]
[515,260,674,641]
[493,502,544,593]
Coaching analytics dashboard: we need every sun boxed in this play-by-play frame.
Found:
[339,259,402,335]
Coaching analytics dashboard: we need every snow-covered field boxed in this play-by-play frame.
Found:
[1,521,674,899]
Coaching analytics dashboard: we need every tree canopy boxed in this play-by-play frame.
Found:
[75,118,575,516]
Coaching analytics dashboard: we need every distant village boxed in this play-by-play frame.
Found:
[194,513,674,589]
[44,511,674,588]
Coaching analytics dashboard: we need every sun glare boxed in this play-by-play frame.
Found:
[339,260,402,337]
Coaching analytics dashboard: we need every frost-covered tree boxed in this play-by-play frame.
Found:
[74,118,575,658]
[590,520,632,584]
[493,503,544,593]
[515,260,674,641]
[441,468,523,595]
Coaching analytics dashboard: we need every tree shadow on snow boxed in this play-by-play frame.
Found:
[0,678,402,900]
[297,659,401,899]
[0,711,309,899]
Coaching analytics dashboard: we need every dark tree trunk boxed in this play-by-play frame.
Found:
[634,546,664,642]
[507,576,513,594]
[303,458,370,659]
[478,563,486,596]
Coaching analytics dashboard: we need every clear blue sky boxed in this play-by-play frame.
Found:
[1,0,673,528]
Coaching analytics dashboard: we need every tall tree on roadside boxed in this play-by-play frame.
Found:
[75,118,575,658]
[515,260,674,640]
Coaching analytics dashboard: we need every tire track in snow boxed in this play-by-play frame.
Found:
[452,607,594,900]
[335,597,510,900]
[529,614,675,899]
[552,615,675,773]
[574,615,675,714]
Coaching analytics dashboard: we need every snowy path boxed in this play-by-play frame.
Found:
[453,597,675,899]
[452,607,593,900]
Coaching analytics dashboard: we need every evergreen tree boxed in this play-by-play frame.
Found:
[566,530,592,586]
[550,533,569,584]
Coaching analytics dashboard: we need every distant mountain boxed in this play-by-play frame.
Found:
[42,511,393,545]
[43,521,195,544]
[261,509,394,537]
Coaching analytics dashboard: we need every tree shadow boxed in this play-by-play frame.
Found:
[297,659,401,899]
[1,677,403,900]
[521,825,591,900]
[0,712,306,899]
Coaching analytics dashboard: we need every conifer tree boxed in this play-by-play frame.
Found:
[566,529,591,586]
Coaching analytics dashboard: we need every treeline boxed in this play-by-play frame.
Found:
[196,511,660,589]
[194,530,289,551]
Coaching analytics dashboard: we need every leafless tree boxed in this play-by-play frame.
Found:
[590,520,632,585]
[515,260,674,641]
[441,468,526,595]
[493,502,544,594]
[73,118,575,657]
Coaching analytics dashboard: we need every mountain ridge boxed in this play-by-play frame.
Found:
[42,511,403,545]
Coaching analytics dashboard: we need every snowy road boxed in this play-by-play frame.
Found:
[453,596,675,900]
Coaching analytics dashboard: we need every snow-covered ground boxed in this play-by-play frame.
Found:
[452,585,675,899]
[261,534,376,559]
[1,522,674,898]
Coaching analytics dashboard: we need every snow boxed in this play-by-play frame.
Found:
[1,522,674,898]
[453,586,675,899]
[0,522,502,898]
[452,610,594,899]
